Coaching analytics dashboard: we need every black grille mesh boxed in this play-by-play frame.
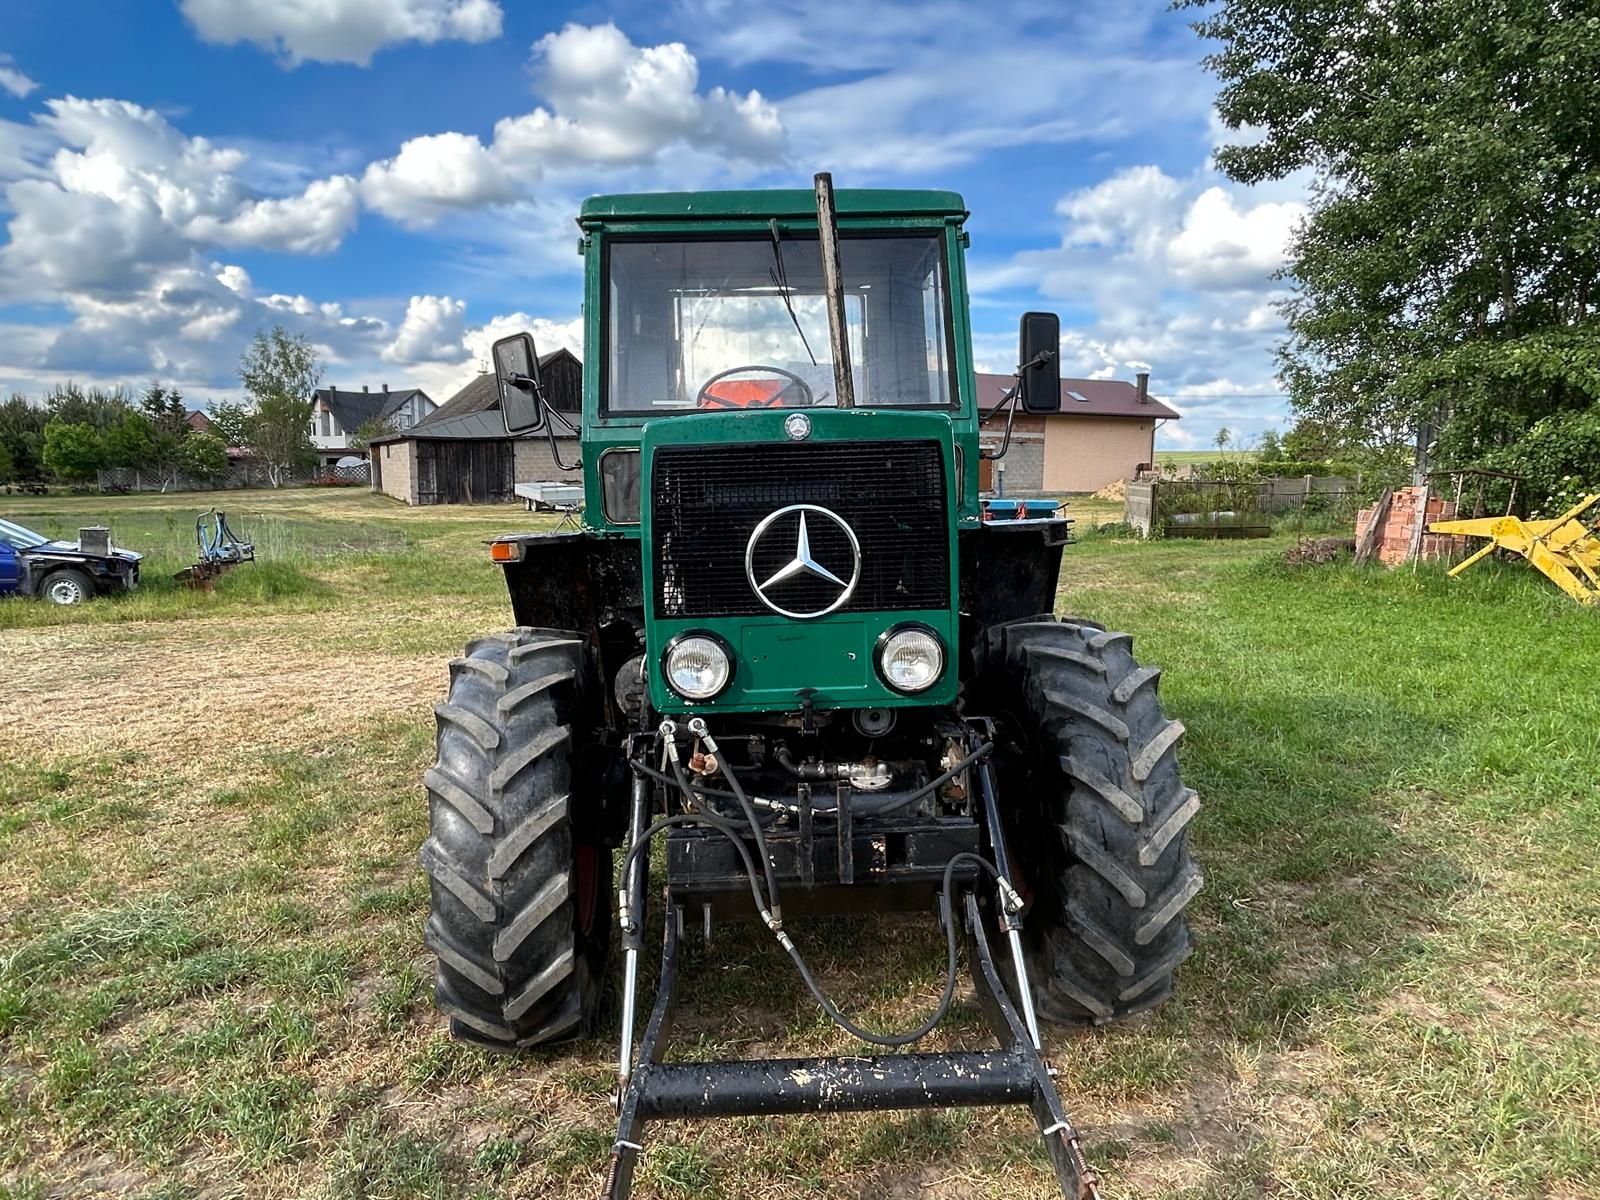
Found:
[652,440,948,618]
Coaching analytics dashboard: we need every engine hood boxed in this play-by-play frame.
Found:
[32,540,144,563]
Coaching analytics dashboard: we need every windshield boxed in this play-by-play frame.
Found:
[0,519,49,549]
[605,232,954,412]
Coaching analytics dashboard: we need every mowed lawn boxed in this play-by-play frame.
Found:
[2,489,1598,1199]
[1152,450,1260,465]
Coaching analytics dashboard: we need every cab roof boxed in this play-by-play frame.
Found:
[579,188,968,224]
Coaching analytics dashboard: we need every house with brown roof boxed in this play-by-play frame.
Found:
[977,371,1180,495]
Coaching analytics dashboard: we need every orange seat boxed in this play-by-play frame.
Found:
[698,378,790,409]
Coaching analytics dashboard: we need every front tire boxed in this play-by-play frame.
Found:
[975,617,1202,1024]
[420,628,612,1049]
[42,569,94,605]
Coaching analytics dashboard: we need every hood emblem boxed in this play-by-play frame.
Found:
[745,504,861,619]
[784,412,812,441]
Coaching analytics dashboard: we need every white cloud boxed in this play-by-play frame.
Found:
[361,131,515,225]
[179,0,503,67]
[31,263,388,385]
[1057,165,1184,258]
[1167,187,1303,290]
[0,98,359,302]
[464,313,582,367]
[398,311,583,403]
[383,294,467,363]
[681,0,1210,178]
[355,23,785,228]
[1046,166,1304,297]
[978,164,1305,441]
[214,263,252,296]
[382,298,582,371]
[491,23,783,169]
[0,54,37,98]
[188,174,359,253]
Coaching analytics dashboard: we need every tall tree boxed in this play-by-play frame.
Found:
[178,431,229,482]
[240,326,320,487]
[99,411,157,472]
[1185,0,1600,491]
[0,395,48,482]
[139,382,191,485]
[352,414,397,451]
[41,420,103,484]
[44,384,135,431]
[206,400,252,448]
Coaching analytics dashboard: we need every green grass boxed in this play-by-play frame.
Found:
[0,488,552,629]
[2,488,1599,1197]
[1154,449,1263,464]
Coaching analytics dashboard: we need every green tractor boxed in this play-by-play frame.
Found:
[421,175,1201,1197]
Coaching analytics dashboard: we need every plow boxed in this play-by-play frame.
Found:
[173,509,254,588]
[1430,493,1600,605]
[419,175,1201,1195]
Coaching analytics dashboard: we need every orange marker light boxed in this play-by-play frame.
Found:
[489,541,523,563]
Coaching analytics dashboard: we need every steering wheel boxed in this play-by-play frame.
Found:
[696,365,814,410]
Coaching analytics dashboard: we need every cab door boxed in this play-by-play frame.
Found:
[0,538,19,595]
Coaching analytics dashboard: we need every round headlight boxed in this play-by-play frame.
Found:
[663,634,733,700]
[877,626,944,694]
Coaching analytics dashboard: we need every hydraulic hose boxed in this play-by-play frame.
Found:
[675,722,783,927]
[616,810,769,927]
[631,743,993,820]
[627,734,1010,1049]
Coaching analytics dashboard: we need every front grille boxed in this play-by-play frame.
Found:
[653,439,949,618]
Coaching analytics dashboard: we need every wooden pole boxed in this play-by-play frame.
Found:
[813,172,855,409]
[1408,484,1431,565]
[1355,487,1393,565]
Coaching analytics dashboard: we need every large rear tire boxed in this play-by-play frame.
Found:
[421,628,612,1049]
[974,617,1202,1024]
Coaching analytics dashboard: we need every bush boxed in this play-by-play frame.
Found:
[1482,404,1600,515]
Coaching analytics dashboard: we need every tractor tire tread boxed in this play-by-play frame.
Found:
[980,615,1202,1024]
[423,626,608,1050]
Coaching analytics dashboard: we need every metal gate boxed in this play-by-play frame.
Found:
[415,439,514,505]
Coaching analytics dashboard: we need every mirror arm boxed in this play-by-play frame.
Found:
[545,409,581,472]
[979,376,1021,461]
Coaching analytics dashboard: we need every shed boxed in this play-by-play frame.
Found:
[370,349,582,505]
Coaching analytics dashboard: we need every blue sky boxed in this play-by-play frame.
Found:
[0,0,1307,448]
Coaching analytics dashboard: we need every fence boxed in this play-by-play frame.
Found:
[96,457,367,493]
[1125,475,1362,538]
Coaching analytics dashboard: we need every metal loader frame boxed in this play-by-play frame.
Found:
[600,719,1102,1200]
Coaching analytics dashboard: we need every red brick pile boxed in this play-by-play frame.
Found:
[1355,486,1469,567]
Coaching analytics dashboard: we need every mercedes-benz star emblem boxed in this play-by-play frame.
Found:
[784,412,812,441]
[744,504,862,619]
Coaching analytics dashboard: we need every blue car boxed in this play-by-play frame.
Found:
[0,518,143,605]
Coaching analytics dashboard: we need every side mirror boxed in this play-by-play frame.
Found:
[493,332,547,435]
[1017,312,1061,414]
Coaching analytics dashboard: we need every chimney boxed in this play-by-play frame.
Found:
[1136,371,1150,404]
[383,382,389,393]
[363,384,369,392]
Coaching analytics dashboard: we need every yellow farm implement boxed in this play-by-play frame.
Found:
[1428,493,1600,605]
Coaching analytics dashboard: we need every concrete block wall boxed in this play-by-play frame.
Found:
[987,440,1046,496]
[376,441,417,505]
[514,437,583,485]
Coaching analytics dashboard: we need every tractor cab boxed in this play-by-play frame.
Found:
[489,182,1065,716]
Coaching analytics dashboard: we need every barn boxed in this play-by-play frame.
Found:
[370,349,582,505]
